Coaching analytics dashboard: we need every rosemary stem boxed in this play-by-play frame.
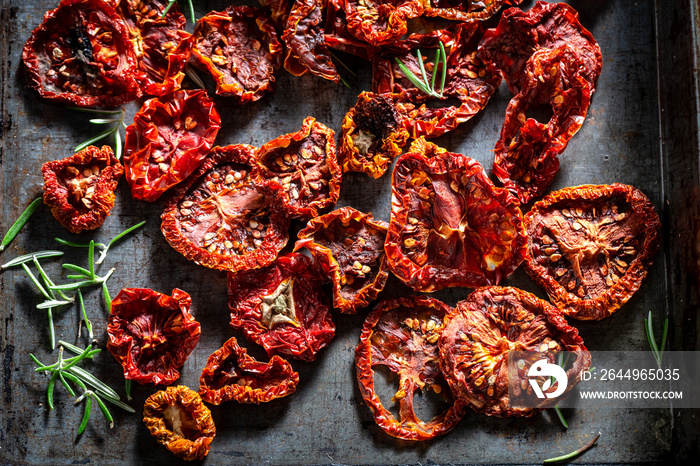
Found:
[544,432,601,464]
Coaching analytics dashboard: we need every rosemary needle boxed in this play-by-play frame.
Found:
[0,197,42,253]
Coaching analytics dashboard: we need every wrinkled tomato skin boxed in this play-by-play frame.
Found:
[228,252,335,362]
[294,207,389,314]
[385,147,527,292]
[199,336,299,405]
[23,0,141,107]
[423,0,511,22]
[355,296,467,441]
[42,145,123,234]
[524,184,662,320]
[106,288,201,385]
[324,0,379,60]
[124,89,221,202]
[161,144,289,273]
[438,286,590,417]
[343,0,424,47]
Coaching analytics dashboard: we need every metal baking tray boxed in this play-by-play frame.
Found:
[1,0,698,463]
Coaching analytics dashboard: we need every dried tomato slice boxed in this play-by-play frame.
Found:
[42,145,123,234]
[256,116,342,219]
[143,385,216,461]
[423,0,508,22]
[492,46,593,203]
[324,0,379,60]
[295,207,389,314]
[228,252,335,362]
[199,336,299,405]
[257,0,291,29]
[438,286,590,417]
[386,145,527,292]
[123,89,221,202]
[115,0,193,96]
[106,288,201,385]
[339,91,409,178]
[355,296,467,440]
[282,0,339,82]
[191,6,283,103]
[343,0,424,47]
[22,0,141,107]
[161,144,289,272]
[478,1,602,94]
[523,184,662,320]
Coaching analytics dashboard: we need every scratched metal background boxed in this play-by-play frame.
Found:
[1,0,698,464]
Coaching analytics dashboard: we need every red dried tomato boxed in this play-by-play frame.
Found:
[282,0,339,83]
[523,184,662,320]
[438,286,590,417]
[492,46,593,203]
[143,385,216,461]
[228,252,335,362]
[106,288,201,385]
[423,0,512,22]
[339,91,409,178]
[256,116,342,219]
[295,207,389,314]
[161,144,289,272]
[385,145,527,292]
[355,296,467,441]
[191,6,282,103]
[199,336,299,405]
[22,0,141,108]
[42,145,123,234]
[257,0,291,29]
[115,0,193,96]
[324,0,379,60]
[343,0,424,47]
[123,89,221,202]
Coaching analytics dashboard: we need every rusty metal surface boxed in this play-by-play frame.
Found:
[0,0,693,464]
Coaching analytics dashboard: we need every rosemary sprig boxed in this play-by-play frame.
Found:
[552,352,568,429]
[69,107,127,159]
[1,197,42,253]
[185,65,206,89]
[645,310,669,368]
[162,0,196,24]
[395,41,447,99]
[544,432,601,464]
[56,220,146,265]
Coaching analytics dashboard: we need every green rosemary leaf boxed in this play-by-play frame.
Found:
[62,263,93,277]
[74,126,115,152]
[50,280,98,292]
[659,316,669,363]
[88,241,95,278]
[438,41,447,95]
[77,290,93,339]
[37,299,73,309]
[67,107,122,115]
[161,0,175,18]
[395,58,434,97]
[114,127,122,159]
[89,118,120,124]
[47,371,58,410]
[2,251,63,269]
[431,46,440,91]
[67,366,120,400]
[78,395,92,435]
[21,263,51,300]
[125,379,132,401]
[103,282,112,309]
[185,65,205,89]
[1,197,42,252]
[93,393,114,428]
[330,51,357,77]
[416,49,430,89]
[108,221,146,248]
[553,406,568,429]
[58,371,76,398]
[100,395,136,413]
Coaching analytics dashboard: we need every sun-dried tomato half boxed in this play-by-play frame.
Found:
[295,207,389,314]
[228,252,335,362]
[191,6,282,103]
[256,116,341,219]
[339,91,409,178]
[124,89,221,202]
[161,144,289,272]
[438,286,590,417]
[386,146,527,292]
[22,0,141,107]
[524,184,662,320]
[478,1,602,94]
[282,0,339,83]
[343,0,424,47]
[199,336,299,405]
[492,46,593,203]
[356,296,467,440]
[42,145,123,234]
[106,288,201,385]
[143,385,216,461]
[115,0,193,96]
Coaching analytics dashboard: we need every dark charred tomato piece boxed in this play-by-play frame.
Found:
[295,207,389,314]
[438,286,590,417]
[106,288,201,385]
[22,0,141,107]
[339,92,409,178]
[161,144,289,272]
[493,46,593,203]
[423,0,510,22]
[478,1,602,94]
[123,89,221,202]
[355,296,467,441]
[228,252,335,362]
[524,184,661,320]
[143,385,216,461]
[115,0,193,96]
[282,0,339,83]
[386,147,527,292]
[343,0,424,47]
[199,336,299,405]
[256,116,341,219]
[191,6,282,103]
[42,145,123,234]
